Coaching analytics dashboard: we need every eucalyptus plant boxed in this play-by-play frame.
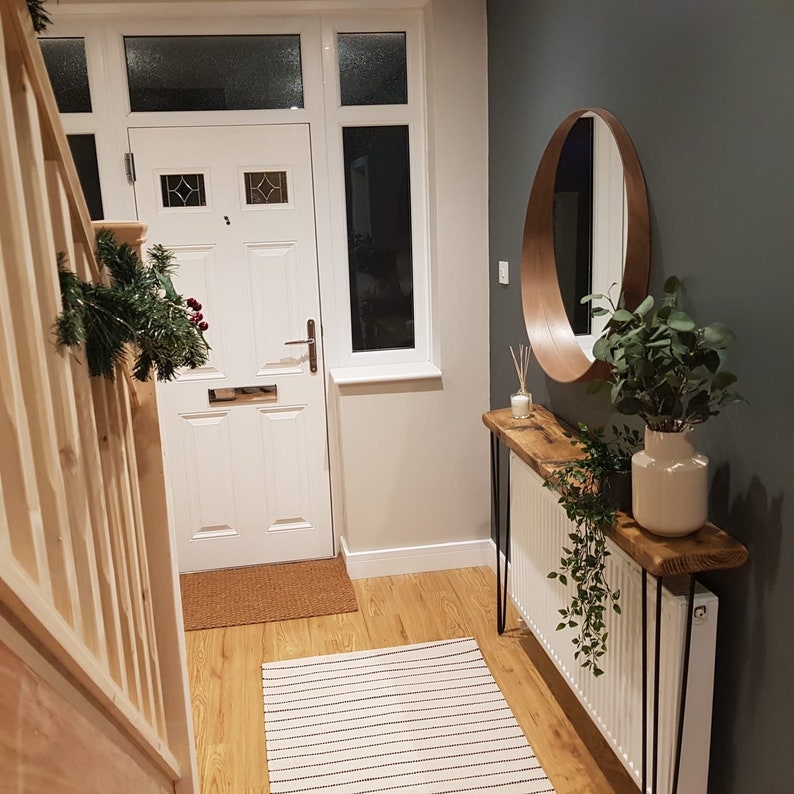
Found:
[587,276,745,432]
[545,423,640,677]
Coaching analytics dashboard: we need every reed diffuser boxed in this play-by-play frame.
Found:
[509,343,532,419]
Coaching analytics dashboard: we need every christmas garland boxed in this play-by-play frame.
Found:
[56,229,210,382]
[27,0,51,33]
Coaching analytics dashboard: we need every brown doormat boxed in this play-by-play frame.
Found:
[179,554,358,631]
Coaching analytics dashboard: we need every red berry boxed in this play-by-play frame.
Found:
[187,297,197,308]
[199,321,209,331]
[194,302,202,311]
[194,312,203,321]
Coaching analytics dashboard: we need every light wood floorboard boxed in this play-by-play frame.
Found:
[185,566,638,794]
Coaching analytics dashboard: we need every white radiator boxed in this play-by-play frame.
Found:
[509,453,718,794]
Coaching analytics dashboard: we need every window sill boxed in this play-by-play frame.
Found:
[329,361,442,386]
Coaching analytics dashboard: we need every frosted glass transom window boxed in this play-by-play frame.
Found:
[338,32,407,106]
[124,35,304,112]
[244,171,289,205]
[160,174,207,208]
[39,38,92,113]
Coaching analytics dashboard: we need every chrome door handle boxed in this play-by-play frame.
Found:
[284,318,318,373]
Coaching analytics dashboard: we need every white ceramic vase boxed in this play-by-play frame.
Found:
[631,427,709,537]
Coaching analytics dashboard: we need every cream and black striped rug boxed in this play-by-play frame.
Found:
[261,637,556,793]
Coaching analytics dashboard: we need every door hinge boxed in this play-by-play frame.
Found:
[124,152,136,184]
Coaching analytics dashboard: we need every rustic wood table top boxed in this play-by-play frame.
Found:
[483,406,749,577]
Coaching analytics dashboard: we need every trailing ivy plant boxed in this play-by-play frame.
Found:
[545,423,640,677]
[56,229,210,382]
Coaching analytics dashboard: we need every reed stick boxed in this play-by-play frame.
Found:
[509,343,532,392]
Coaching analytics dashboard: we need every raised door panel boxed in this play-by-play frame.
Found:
[245,242,303,377]
[258,405,313,533]
[176,412,239,551]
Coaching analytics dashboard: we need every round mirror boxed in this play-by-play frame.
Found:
[521,107,650,383]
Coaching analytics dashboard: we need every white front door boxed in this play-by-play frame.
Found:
[129,124,333,573]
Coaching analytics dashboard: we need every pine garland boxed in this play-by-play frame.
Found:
[27,0,51,33]
[56,230,210,382]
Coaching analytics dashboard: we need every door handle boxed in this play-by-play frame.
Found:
[284,318,318,373]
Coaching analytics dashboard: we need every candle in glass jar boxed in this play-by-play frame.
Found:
[511,391,531,419]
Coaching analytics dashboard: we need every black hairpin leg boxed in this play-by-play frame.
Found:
[642,571,697,794]
[490,434,510,635]
[671,575,697,794]
[642,572,663,794]
[642,569,648,793]
[652,576,663,794]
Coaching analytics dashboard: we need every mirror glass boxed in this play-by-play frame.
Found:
[553,113,625,358]
[521,108,649,383]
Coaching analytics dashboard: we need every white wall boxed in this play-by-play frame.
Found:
[336,0,491,577]
[49,0,491,578]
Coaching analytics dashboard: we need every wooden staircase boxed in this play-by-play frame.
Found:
[0,1,196,790]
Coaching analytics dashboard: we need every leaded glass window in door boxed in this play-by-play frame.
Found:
[244,171,289,205]
[160,173,207,208]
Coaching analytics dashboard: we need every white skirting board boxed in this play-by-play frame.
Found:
[340,536,494,579]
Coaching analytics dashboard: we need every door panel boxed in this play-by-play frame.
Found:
[129,124,333,572]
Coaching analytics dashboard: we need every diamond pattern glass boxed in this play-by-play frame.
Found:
[244,171,289,205]
[160,174,207,208]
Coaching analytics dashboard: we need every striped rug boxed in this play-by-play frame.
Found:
[261,637,556,793]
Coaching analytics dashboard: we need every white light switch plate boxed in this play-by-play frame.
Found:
[498,260,509,285]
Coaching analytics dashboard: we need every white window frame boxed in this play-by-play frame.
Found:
[321,14,435,374]
[45,5,438,383]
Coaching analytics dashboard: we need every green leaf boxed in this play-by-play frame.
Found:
[703,323,736,347]
[615,396,643,415]
[702,349,721,373]
[712,371,738,390]
[611,309,636,324]
[580,292,606,304]
[635,294,655,317]
[26,0,51,33]
[663,275,681,294]
[667,310,696,332]
[592,337,610,361]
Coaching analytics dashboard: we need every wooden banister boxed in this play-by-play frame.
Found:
[0,2,196,791]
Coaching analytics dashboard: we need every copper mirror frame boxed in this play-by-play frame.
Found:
[521,107,650,383]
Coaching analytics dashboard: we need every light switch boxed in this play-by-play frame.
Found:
[498,260,509,285]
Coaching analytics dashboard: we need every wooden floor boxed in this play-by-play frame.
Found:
[185,566,639,794]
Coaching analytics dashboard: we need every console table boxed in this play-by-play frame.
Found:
[483,405,748,794]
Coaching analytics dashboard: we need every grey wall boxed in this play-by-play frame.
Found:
[487,1,794,791]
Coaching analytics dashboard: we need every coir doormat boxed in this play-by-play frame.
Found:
[180,554,358,631]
